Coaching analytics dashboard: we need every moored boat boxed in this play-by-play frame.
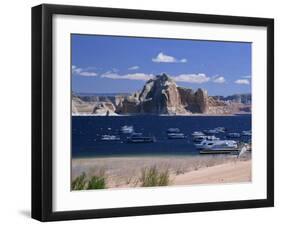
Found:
[227,132,240,138]
[194,136,220,148]
[120,125,134,134]
[203,129,219,135]
[127,133,156,143]
[214,127,226,133]
[166,128,181,133]
[167,133,185,139]
[100,135,121,141]
[241,130,251,136]
[191,131,205,137]
[199,140,239,154]
[193,135,207,143]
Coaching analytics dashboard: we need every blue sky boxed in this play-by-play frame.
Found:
[72,34,251,96]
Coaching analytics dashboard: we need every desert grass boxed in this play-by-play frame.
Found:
[139,166,170,187]
[71,169,107,190]
[71,172,87,190]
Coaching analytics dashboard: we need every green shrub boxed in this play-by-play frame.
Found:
[87,176,106,189]
[140,166,170,187]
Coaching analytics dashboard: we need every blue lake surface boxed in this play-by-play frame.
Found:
[72,115,251,157]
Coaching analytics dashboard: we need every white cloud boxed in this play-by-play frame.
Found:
[180,58,187,63]
[101,72,154,81]
[235,79,250,85]
[213,76,226,84]
[152,52,187,63]
[128,66,140,70]
[72,65,97,77]
[173,73,210,84]
[72,65,82,74]
[242,75,251,79]
[79,71,98,76]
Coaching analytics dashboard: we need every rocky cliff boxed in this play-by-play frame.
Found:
[116,74,227,115]
[72,73,250,115]
[116,74,187,114]
[72,95,117,115]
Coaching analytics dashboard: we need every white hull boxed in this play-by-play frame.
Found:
[197,140,239,154]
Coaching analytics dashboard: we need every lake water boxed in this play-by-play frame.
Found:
[72,115,251,157]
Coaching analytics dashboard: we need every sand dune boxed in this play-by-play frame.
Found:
[173,160,251,185]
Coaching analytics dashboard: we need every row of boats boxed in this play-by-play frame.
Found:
[100,126,156,143]
[193,128,251,137]
[100,125,252,155]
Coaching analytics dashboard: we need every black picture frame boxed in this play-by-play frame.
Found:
[32,4,274,222]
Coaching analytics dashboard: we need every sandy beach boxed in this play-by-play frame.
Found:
[173,160,251,185]
[72,154,251,189]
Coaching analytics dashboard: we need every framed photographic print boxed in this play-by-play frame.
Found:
[32,4,274,221]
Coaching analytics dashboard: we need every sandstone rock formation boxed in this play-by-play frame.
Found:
[116,74,222,115]
[72,96,94,114]
[72,95,117,115]
[116,74,187,114]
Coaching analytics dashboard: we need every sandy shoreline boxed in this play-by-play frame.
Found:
[72,154,251,189]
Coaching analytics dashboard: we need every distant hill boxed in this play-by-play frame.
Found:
[212,94,251,105]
